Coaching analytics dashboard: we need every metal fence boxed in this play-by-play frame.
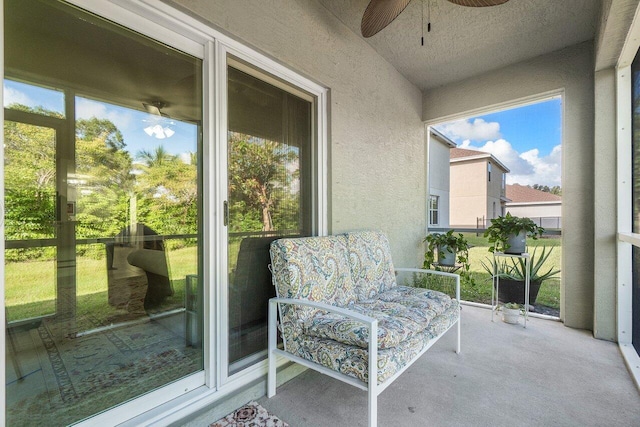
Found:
[429,216,562,237]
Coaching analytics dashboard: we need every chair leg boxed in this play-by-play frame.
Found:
[368,389,377,427]
[456,315,461,354]
[267,299,277,397]
[368,320,378,427]
[6,316,24,380]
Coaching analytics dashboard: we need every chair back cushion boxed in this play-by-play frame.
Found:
[270,234,357,314]
[345,231,397,301]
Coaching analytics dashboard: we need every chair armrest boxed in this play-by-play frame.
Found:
[394,267,460,302]
[270,297,377,326]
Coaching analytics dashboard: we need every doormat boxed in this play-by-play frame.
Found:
[210,401,289,427]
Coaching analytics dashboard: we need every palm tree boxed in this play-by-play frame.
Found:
[136,146,174,167]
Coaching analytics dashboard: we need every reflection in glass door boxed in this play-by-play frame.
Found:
[4,115,59,323]
[4,0,204,424]
[227,63,313,374]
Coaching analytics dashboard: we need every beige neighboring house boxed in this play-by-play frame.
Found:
[505,184,562,229]
[449,147,510,228]
[427,128,456,229]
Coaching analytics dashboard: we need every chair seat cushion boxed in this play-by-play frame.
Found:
[296,301,459,385]
[304,286,454,349]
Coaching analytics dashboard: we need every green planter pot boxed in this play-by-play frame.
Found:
[496,279,542,305]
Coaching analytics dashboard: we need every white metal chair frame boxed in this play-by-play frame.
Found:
[268,268,461,427]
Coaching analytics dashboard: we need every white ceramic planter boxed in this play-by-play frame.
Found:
[502,307,521,324]
[437,245,456,266]
[505,230,526,254]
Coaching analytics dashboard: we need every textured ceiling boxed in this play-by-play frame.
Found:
[318,0,601,90]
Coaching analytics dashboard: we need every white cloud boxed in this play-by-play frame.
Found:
[3,85,34,108]
[508,144,562,187]
[76,98,133,130]
[477,139,533,176]
[464,139,561,187]
[179,152,192,165]
[438,118,501,142]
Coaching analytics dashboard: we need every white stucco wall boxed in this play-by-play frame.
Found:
[450,160,488,227]
[506,203,562,219]
[593,68,617,341]
[423,42,595,330]
[428,136,452,228]
[165,0,426,267]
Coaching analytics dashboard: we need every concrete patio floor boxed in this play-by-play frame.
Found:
[256,304,640,427]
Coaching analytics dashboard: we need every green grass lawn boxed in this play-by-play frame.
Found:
[5,245,198,329]
[5,234,562,327]
[460,233,561,309]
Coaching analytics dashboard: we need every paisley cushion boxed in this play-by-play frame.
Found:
[345,231,397,300]
[304,285,453,349]
[296,301,460,385]
[270,235,357,326]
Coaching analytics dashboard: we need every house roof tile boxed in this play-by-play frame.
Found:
[449,147,510,172]
[506,184,562,203]
[450,147,486,159]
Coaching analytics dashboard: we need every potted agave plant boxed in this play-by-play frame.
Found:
[484,213,544,254]
[481,245,560,305]
[423,230,472,282]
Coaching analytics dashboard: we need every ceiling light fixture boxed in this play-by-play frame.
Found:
[142,100,175,139]
[144,123,175,139]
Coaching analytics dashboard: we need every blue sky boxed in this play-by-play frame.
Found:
[435,97,562,187]
[3,79,198,161]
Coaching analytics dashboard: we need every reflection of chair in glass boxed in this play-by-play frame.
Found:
[5,308,23,381]
[106,224,173,314]
[229,236,279,363]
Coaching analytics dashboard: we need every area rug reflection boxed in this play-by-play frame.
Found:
[211,401,289,427]
[8,315,201,426]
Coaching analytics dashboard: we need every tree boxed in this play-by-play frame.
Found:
[134,146,198,236]
[530,184,561,196]
[4,107,59,246]
[136,146,173,168]
[228,132,297,232]
[75,118,135,239]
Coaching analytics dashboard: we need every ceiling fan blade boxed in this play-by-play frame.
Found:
[143,101,168,117]
[143,103,162,116]
[361,0,413,38]
[446,0,509,6]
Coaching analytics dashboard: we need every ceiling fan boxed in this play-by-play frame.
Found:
[143,100,169,117]
[361,0,510,38]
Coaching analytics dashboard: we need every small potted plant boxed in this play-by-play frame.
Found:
[484,213,544,254]
[502,302,521,324]
[423,230,472,283]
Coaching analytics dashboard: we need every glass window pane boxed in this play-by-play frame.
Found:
[4,79,65,117]
[227,64,313,374]
[5,0,204,424]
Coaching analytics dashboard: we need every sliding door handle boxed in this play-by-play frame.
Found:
[223,200,229,226]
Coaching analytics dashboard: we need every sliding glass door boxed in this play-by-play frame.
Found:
[226,61,314,374]
[4,0,203,424]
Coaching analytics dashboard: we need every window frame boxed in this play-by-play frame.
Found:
[428,195,439,226]
[222,54,320,381]
[615,9,640,390]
